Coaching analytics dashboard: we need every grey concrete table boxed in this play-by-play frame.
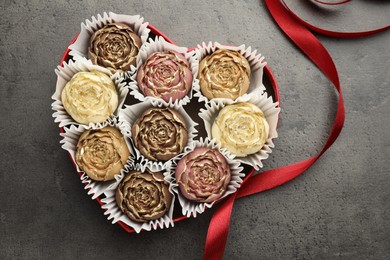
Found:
[0,0,389,259]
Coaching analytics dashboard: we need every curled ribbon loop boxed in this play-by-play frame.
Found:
[312,0,351,6]
[281,0,390,38]
[203,1,389,259]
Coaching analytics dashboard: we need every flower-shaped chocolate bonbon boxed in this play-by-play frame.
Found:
[137,50,193,102]
[88,22,141,72]
[61,71,118,125]
[115,170,172,222]
[212,102,269,157]
[131,107,188,161]
[175,147,231,203]
[76,126,131,181]
[198,49,251,100]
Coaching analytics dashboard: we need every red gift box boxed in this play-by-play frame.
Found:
[57,23,280,233]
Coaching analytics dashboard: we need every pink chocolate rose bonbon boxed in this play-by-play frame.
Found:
[175,147,231,203]
[136,50,193,102]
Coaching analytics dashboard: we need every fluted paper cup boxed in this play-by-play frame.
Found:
[117,98,198,172]
[128,36,198,106]
[68,12,150,78]
[199,89,280,170]
[171,138,244,218]
[52,58,128,128]
[100,162,175,233]
[193,41,267,103]
[60,119,135,199]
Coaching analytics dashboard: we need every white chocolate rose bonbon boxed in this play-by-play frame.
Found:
[61,71,118,125]
[212,102,269,157]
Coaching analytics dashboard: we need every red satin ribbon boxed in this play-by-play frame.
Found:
[203,1,389,259]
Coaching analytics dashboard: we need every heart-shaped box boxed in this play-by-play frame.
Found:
[55,16,280,233]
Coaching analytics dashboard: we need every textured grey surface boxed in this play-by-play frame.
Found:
[0,0,389,259]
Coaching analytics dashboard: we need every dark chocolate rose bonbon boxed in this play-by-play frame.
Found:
[53,12,280,233]
[88,23,142,72]
[100,163,175,232]
[117,99,198,172]
[116,169,173,222]
[131,107,188,161]
[68,12,150,76]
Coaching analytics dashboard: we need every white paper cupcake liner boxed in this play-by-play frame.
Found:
[193,41,267,103]
[128,36,199,106]
[52,58,128,128]
[68,12,150,78]
[59,119,136,199]
[117,98,198,172]
[100,162,175,233]
[171,138,244,218]
[199,89,280,170]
